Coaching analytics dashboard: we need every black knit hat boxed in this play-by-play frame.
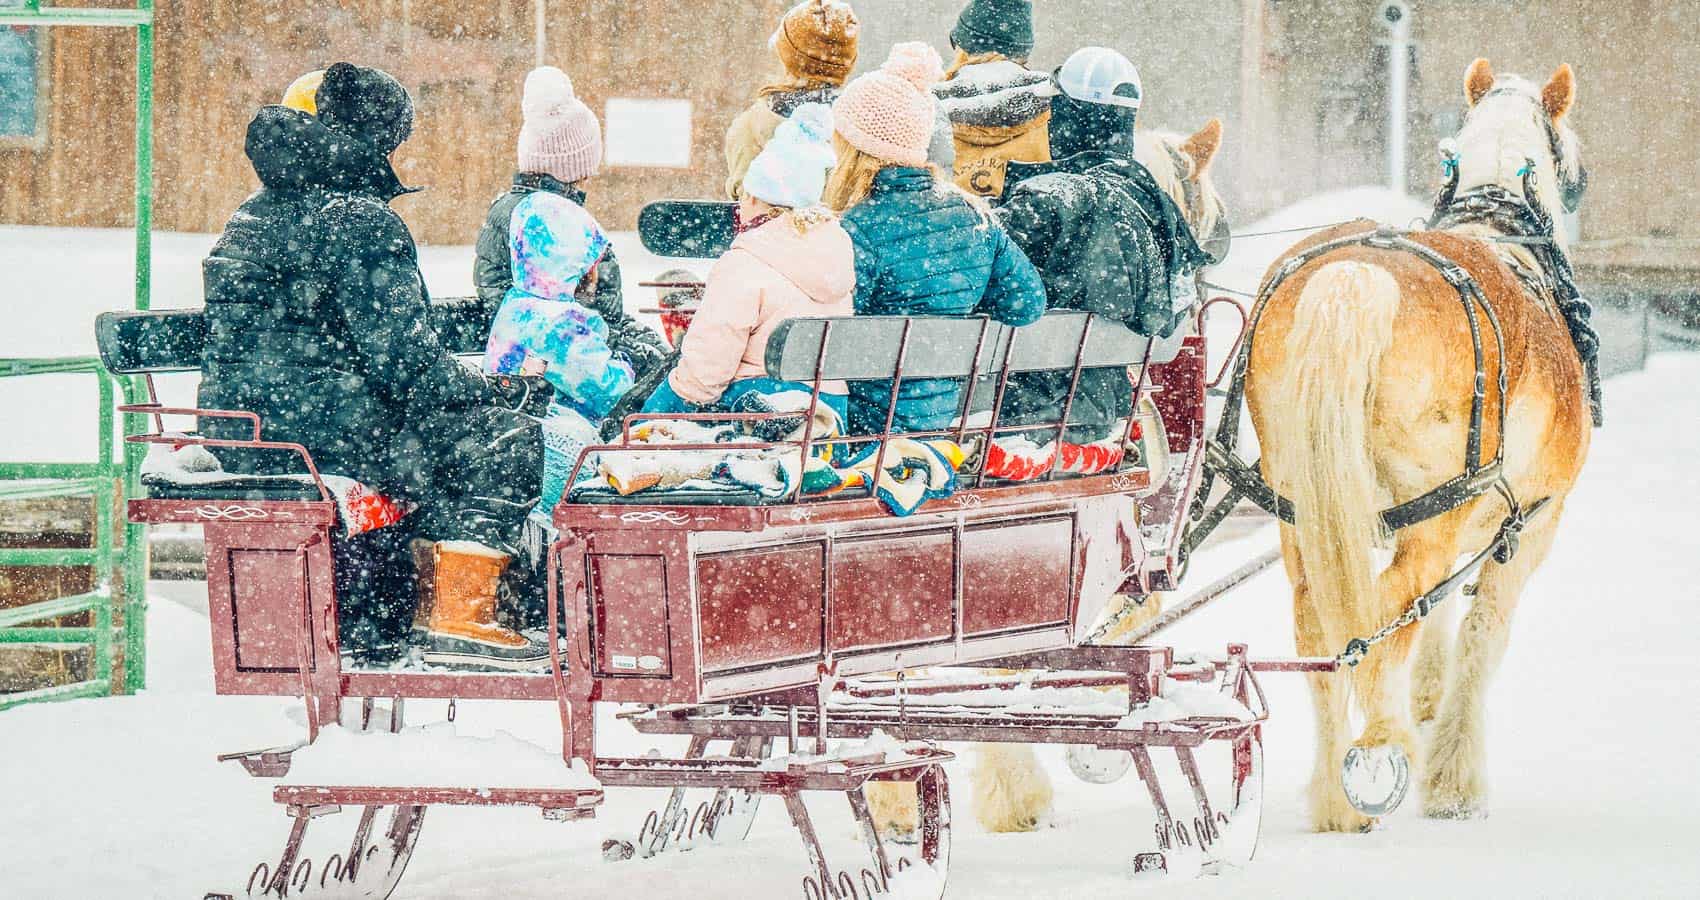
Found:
[315,62,414,155]
[951,0,1035,59]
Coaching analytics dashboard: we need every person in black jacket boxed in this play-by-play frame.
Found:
[199,63,548,671]
[995,47,1215,443]
[473,66,667,379]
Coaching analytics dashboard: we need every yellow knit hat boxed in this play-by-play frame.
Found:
[281,70,326,115]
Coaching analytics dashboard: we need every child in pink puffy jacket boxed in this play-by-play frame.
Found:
[643,104,853,423]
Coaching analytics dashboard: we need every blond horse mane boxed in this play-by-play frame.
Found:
[1450,74,1583,252]
[1134,129,1225,243]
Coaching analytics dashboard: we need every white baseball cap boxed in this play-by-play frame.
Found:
[1056,46,1142,110]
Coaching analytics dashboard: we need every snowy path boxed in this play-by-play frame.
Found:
[3,355,1698,898]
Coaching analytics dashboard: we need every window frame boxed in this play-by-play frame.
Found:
[0,16,51,150]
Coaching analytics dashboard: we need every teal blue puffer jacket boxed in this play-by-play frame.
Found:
[840,166,1045,434]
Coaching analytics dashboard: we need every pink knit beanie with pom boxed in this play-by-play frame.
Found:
[517,66,602,184]
[831,42,944,167]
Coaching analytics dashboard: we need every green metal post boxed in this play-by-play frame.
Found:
[135,0,153,312]
[121,377,147,692]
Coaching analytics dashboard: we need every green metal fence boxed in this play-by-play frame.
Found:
[0,2,155,708]
[0,359,148,709]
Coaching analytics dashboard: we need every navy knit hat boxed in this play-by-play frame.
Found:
[315,62,414,155]
[951,0,1035,59]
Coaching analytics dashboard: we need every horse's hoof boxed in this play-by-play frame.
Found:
[1423,798,1486,820]
[1065,745,1132,784]
[1341,745,1411,817]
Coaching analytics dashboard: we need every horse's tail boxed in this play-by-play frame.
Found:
[1266,260,1400,636]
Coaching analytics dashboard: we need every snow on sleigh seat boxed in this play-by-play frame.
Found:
[549,309,1207,704]
[94,298,541,700]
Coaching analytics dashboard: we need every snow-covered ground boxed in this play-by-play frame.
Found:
[5,198,1699,897]
[3,352,1696,897]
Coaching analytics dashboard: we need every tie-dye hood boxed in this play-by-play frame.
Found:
[508,191,611,301]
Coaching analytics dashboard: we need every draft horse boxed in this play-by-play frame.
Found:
[1245,59,1591,831]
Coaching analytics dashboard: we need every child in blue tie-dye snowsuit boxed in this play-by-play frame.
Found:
[484,191,634,512]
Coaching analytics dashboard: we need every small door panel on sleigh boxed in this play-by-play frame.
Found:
[587,554,673,677]
[697,542,826,673]
[961,516,1075,636]
[830,529,955,652]
[203,523,332,696]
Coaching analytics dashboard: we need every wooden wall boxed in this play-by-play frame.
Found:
[0,0,788,245]
[1259,0,1700,244]
[3,1,1693,249]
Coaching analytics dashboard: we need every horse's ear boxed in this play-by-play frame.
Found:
[1542,64,1576,121]
[1181,118,1223,176]
[1465,57,1495,106]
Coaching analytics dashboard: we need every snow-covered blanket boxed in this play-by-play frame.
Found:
[575,410,967,517]
[981,420,1131,481]
[142,440,413,537]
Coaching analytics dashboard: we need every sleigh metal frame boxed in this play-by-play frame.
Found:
[94,283,1334,898]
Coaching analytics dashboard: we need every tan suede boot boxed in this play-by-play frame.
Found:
[421,541,548,671]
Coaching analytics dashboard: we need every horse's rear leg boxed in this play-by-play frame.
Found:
[1284,528,1373,833]
[1410,601,1456,725]
[1341,535,1456,816]
[1423,503,1562,819]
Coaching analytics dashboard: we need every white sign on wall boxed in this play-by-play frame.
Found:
[603,98,693,169]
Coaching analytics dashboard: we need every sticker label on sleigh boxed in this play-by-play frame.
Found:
[609,654,665,672]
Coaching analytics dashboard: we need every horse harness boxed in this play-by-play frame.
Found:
[1183,222,1559,667]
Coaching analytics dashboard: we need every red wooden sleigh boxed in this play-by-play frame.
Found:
[96,290,1327,899]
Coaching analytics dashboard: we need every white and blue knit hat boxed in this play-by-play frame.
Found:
[740,103,837,210]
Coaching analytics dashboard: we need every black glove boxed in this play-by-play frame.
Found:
[616,332,670,379]
[490,374,554,417]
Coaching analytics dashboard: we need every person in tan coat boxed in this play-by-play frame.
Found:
[722,0,860,200]
[652,104,854,421]
[933,0,1054,198]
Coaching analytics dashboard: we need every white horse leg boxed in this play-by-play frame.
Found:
[1423,505,1561,819]
[1410,602,1456,725]
[1283,528,1373,832]
[864,781,919,840]
[971,743,1054,833]
[1340,538,1454,817]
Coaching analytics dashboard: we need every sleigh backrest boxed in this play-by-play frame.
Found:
[763,311,1176,385]
[95,296,491,375]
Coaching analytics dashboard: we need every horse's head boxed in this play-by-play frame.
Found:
[1135,119,1228,258]
[1453,58,1587,245]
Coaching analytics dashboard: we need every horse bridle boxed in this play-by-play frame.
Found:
[1475,86,1589,214]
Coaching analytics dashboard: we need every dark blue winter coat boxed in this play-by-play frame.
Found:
[839,166,1045,434]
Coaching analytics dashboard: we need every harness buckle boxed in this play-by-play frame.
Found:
[1440,265,1472,287]
[1364,227,1404,249]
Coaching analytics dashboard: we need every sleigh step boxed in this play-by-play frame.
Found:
[273,784,603,818]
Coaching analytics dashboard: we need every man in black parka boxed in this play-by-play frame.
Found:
[994,47,1215,443]
[199,63,548,670]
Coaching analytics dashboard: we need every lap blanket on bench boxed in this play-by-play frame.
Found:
[576,416,966,518]
[142,441,413,537]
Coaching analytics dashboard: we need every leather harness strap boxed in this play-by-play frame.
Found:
[1188,225,1509,548]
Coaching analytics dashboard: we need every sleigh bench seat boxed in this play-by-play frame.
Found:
[563,310,1184,513]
